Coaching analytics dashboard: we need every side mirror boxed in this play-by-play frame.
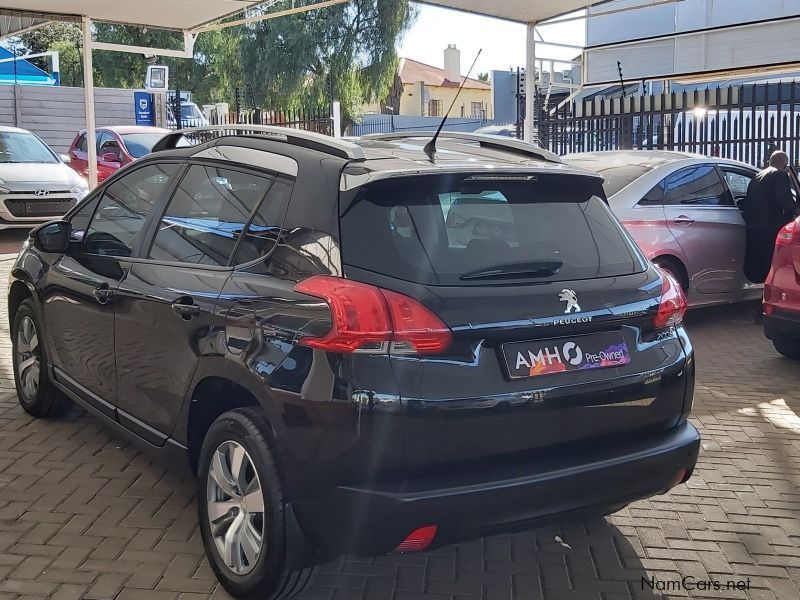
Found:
[101,152,121,163]
[59,154,71,165]
[33,221,71,254]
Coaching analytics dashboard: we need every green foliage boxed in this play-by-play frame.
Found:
[477,72,489,83]
[241,0,415,121]
[18,22,82,55]
[50,40,82,87]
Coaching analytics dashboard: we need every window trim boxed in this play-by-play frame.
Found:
[75,161,186,259]
[142,161,278,269]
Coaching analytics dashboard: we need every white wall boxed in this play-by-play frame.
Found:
[588,0,800,47]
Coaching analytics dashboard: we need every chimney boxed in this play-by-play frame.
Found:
[444,44,461,83]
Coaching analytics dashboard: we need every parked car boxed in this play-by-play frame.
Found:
[0,126,88,230]
[763,216,800,358]
[9,129,699,599]
[565,150,763,307]
[474,124,518,138]
[68,126,170,183]
[167,101,210,128]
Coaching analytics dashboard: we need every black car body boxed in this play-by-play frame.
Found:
[8,128,699,599]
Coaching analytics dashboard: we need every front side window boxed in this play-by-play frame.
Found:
[149,165,273,266]
[69,195,101,242]
[720,169,754,203]
[664,165,730,206]
[83,163,179,257]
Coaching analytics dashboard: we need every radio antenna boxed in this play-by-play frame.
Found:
[424,48,483,162]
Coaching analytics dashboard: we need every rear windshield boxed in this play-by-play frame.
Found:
[566,161,654,197]
[340,174,644,286]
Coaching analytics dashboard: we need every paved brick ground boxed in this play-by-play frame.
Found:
[0,229,797,600]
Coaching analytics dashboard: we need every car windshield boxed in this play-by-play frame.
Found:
[566,158,655,197]
[181,104,201,119]
[0,131,57,164]
[122,133,165,159]
[340,174,643,286]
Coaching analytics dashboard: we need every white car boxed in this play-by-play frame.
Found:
[0,126,88,230]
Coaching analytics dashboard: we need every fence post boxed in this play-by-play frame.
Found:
[13,85,22,127]
[332,101,342,137]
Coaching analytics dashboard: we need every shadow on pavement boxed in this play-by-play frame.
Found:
[303,517,660,599]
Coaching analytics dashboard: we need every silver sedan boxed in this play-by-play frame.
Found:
[565,150,763,307]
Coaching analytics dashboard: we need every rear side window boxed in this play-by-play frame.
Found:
[664,165,730,206]
[148,165,273,266]
[340,175,644,286]
[232,180,293,265]
[76,134,87,152]
[84,164,178,257]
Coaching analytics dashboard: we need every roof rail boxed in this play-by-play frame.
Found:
[152,125,366,161]
[359,131,561,164]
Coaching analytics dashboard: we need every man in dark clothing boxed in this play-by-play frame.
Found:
[741,150,800,284]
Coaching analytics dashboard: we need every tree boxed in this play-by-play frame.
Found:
[477,72,489,83]
[17,22,82,78]
[241,0,415,121]
[13,0,416,121]
[18,22,82,55]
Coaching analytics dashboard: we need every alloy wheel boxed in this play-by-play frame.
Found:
[16,316,40,399]
[206,440,266,575]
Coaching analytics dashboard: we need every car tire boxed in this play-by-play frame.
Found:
[772,335,800,360]
[12,298,71,418]
[197,407,317,600]
[654,257,689,293]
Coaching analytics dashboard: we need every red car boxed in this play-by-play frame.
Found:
[763,216,800,357]
[67,126,170,183]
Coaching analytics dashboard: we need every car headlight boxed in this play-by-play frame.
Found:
[70,180,89,201]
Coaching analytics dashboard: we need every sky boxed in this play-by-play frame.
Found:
[398,3,587,77]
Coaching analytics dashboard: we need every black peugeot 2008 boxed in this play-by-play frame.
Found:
[8,128,699,599]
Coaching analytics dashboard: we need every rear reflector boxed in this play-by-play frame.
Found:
[654,269,688,329]
[293,275,452,354]
[669,468,689,489]
[394,525,438,553]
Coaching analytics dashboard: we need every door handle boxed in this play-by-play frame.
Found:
[92,284,114,304]
[673,216,695,224]
[171,298,201,320]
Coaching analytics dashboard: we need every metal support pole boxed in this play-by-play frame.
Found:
[525,22,537,144]
[82,16,98,189]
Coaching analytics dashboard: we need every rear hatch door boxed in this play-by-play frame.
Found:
[340,171,688,468]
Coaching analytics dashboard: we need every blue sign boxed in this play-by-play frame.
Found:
[134,92,155,125]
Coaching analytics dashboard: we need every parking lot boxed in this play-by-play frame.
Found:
[0,230,795,600]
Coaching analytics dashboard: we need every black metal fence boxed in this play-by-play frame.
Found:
[181,108,333,135]
[208,106,334,136]
[539,82,800,168]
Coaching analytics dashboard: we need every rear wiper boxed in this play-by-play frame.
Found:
[460,260,563,281]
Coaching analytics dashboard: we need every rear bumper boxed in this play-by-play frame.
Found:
[765,310,800,340]
[292,421,700,556]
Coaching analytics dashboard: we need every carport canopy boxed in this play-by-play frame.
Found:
[0,0,620,185]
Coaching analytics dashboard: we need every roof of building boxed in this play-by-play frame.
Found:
[398,58,491,90]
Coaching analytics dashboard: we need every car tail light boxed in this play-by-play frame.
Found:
[293,275,452,354]
[775,219,799,246]
[394,525,438,553]
[654,270,688,329]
